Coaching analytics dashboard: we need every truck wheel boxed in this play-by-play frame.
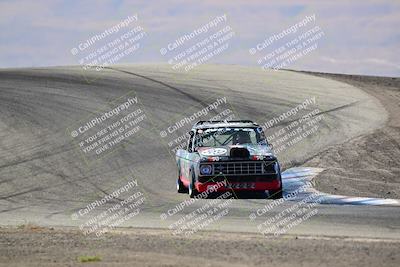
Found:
[269,188,283,199]
[177,168,188,193]
[269,172,283,199]
[189,171,199,198]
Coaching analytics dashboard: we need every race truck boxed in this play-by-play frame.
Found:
[175,120,282,198]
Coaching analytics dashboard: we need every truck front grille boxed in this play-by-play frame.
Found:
[212,161,276,175]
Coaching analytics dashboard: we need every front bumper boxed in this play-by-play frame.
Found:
[195,179,281,192]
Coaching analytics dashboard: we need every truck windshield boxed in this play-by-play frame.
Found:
[194,127,267,147]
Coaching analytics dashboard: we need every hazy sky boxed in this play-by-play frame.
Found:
[0,0,399,76]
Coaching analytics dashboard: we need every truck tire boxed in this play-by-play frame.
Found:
[189,171,199,198]
[177,166,188,193]
[269,172,283,199]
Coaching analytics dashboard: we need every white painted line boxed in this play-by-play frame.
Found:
[281,167,400,206]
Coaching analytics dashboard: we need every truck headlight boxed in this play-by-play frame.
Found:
[200,164,213,175]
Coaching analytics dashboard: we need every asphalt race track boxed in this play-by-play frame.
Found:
[0,64,399,242]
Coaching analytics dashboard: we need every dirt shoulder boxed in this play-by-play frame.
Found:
[1,226,399,267]
[301,72,400,199]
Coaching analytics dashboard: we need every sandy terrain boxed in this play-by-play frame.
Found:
[302,72,400,198]
[1,226,399,267]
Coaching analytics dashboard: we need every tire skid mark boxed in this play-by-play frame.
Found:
[105,67,219,115]
[270,100,361,129]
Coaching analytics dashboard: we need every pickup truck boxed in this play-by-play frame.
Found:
[176,120,282,198]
